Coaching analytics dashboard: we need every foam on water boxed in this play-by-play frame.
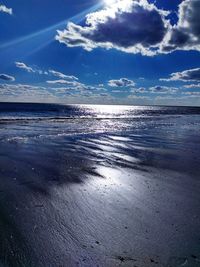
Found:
[0,103,200,145]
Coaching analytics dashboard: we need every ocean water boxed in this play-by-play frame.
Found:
[0,103,200,267]
[1,102,200,138]
[0,103,200,175]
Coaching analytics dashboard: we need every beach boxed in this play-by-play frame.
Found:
[0,103,200,267]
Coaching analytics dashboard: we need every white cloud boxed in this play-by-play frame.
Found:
[46,80,83,89]
[183,91,200,96]
[15,62,35,73]
[149,85,178,94]
[0,5,12,15]
[108,78,135,87]
[47,79,74,84]
[160,68,200,82]
[15,62,49,75]
[184,83,200,88]
[0,83,57,102]
[46,77,106,94]
[48,70,78,80]
[111,89,129,93]
[15,62,79,82]
[131,87,147,93]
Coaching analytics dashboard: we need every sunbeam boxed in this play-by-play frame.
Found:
[0,3,102,51]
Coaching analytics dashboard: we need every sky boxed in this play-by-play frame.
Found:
[0,0,200,106]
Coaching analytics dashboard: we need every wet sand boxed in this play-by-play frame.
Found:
[0,129,200,267]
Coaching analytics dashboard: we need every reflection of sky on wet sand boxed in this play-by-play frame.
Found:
[1,109,200,194]
[0,105,200,266]
[1,108,200,192]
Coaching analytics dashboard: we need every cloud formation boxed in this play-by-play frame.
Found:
[1,81,199,105]
[131,87,147,93]
[183,91,200,95]
[0,74,15,81]
[49,70,78,80]
[46,79,81,87]
[0,83,109,104]
[46,75,106,95]
[56,0,200,55]
[0,5,12,15]
[108,78,135,87]
[46,72,82,87]
[15,62,79,81]
[149,86,178,94]
[56,0,169,56]
[15,62,49,75]
[160,68,200,82]
[162,0,200,53]
[15,62,35,73]
[0,83,55,102]
[184,83,200,88]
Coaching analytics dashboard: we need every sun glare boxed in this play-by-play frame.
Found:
[103,0,131,9]
[104,0,118,6]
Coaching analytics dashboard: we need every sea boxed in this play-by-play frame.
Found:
[0,102,200,175]
[1,102,200,140]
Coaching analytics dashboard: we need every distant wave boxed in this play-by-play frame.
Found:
[0,103,200,124]
[0,115,184,124]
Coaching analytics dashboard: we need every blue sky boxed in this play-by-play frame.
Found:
[0,0,200,105]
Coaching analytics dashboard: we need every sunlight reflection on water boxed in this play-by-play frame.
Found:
[78,104,149,118]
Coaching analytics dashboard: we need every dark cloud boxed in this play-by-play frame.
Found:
[0,74,15,81]
[162,0,200,53]
[56,0,200,55]
[56,0,169,56]
[83,6,166,47]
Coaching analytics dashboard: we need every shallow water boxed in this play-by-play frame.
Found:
[1,103,200,176]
